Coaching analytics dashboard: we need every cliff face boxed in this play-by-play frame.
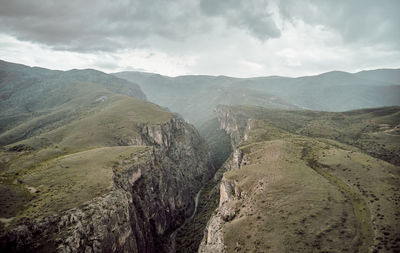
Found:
[198,176,241,253]
[200,105,400,252]
[215,105,252,148]
[1,117,213,253]
[198,107,249,253]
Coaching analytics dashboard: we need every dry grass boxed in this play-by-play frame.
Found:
[10,146,150,222]
[223,139,360,252]
[217,106,400,252]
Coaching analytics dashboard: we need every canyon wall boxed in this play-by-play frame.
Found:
[198,106,250,253]
[1,117,214,253]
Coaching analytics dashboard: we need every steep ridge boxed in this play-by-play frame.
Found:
[1,60,399,252]
[0,107,214,252]
[171,120,232,253]
[0,61,214,252]
[199,106,400,252]
[2,118,212,252]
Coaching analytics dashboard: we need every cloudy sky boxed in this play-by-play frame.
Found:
[0,0,399,77]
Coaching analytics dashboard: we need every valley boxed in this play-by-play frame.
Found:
[0,60,399,252]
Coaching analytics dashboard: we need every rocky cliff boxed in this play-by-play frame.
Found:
[0,117,214,253]
[198,107,249,253]
[200,105,400,252]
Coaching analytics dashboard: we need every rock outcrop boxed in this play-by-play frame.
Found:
[0,117,213,253]
[215,105,252,147]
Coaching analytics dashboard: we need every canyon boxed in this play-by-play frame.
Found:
[0,60,399,252]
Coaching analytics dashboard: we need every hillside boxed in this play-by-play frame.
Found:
[0,60,146,135]
[199,105,400,252]
[0,61,214,252]
[1,60,399,252]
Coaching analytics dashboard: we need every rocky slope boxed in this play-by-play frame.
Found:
[199,105,400,252]
[0,116,213,252]
[198,107,251,253]
[0,60,214,252]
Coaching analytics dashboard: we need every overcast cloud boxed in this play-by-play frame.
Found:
[0,0,399,77]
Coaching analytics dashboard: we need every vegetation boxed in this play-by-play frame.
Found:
[214,105,400,252]
[1,59,399,252]
[115,69,400,126]
[0,60,175,233]
[175,176,220,253]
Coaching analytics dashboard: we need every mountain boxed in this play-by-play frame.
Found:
[114,69,400,125]
[1,60,399,253]
[246,70,400,111]
[114,72,297,126]
[0,60,214,252]
[0,60,146,138]
[354,68,400,84]
[199,105,400,252]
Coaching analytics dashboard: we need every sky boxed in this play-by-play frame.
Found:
[0,0,399,77]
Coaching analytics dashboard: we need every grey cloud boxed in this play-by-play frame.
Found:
[0,0,282,53]
[279,0,400,49]
[0,0,398,58]
[0,0,203,52]
[199,0,281,40]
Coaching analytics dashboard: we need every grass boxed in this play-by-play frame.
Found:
[222,139,359,252]
[13,94,173,150]
[0,90,175,231]
[1,81,173,147]
[219,105,400,165]
[302,144,373,252]
[3,146,150,225]
[212,105,400,252]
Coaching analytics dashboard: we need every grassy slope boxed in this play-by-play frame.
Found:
[222,105,400,165]
[219,106,400,252]
[0,93,174,231]
[12,146,149,221]
[0,60,146,136]
[17,94,173,149]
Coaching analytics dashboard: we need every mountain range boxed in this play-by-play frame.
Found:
[0,59,399,253]
[114,68,400,126]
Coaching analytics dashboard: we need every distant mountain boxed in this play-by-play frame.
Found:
[114,72,297,126]
[245,70,400,111]
[354,68,400,84]
[115,68,400,125]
